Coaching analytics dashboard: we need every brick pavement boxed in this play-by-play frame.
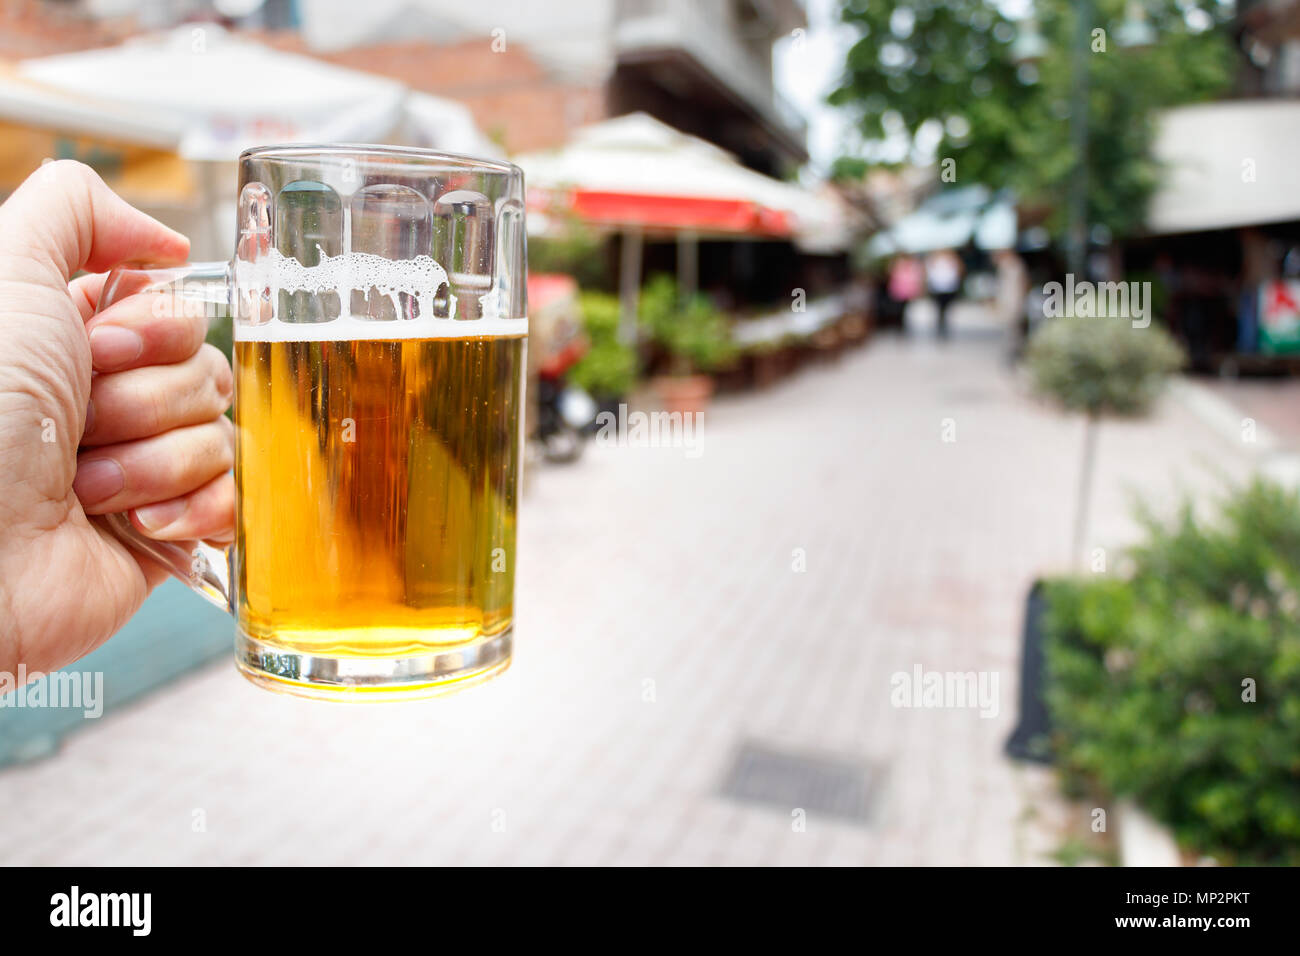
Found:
[1200,374,1300,450]
[0,317,1260,865]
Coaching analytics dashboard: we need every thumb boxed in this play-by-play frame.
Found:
[0,160,190,282]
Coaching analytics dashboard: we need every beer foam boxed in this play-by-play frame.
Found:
[234,247,527,341]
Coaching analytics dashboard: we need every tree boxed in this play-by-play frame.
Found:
[828,0,1235,241]
[1024,315,1183,566]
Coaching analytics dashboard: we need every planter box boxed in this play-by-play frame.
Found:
[1009,582,1208,866]
[652,374,714,415]
[1004,580,1054,764]
[1115,799,1183,867]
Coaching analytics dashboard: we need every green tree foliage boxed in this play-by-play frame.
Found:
[1043,480,1300,865]
[829,0,1235,238]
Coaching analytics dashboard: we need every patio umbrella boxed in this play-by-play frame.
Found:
[3,25,498,255]
[518,111,842,239]
[516,112,850,340]
[14,24,415,161]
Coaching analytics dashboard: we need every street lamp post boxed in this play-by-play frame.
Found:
[1068,1,1156,277]
[1068,0,1092,278]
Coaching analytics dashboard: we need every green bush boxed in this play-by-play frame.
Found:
[638,274,736,375]
[1043,479,1300,865]
[569,291,637,399]
[1026,316,1184,416]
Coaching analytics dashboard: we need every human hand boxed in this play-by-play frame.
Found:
[0,161,234,678]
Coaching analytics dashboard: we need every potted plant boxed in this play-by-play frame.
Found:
[638,274,737,415]
[1007,313,1182,764]
[569,291,638,413]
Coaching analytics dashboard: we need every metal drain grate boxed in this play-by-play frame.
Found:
[720,741,878,823]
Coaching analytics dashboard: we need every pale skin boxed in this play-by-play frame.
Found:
[0,161,235,678]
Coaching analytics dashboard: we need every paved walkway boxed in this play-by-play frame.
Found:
[1201,375,1300,452]
[0,312,1261,865]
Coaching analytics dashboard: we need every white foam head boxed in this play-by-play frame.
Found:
[233,247,527,341]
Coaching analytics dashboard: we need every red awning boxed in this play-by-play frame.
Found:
[530,186,793,238]
[516,114,831,242]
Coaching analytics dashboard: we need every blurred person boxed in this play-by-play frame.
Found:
[885,254,923,329]
[0,162,235,680]
[925,248,963,339]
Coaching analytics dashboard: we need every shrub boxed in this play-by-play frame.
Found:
[569,292,637,399]
[1043,479,1300,865]
[1025,315,1183,417]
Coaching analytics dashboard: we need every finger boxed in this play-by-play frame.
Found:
[129,472,235,543]
[83,345,232,446]
[0,161,189,282]
[68,272,109,323]
[73,417,234,515]
[82,286,211,372]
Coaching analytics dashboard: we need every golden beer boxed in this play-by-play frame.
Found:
[233,333,525,672]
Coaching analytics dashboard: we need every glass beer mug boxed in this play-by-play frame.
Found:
[93,145,528,700]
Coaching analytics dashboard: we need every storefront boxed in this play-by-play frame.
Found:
[1132,99,1300,369]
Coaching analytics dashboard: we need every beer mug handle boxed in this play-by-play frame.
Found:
[88,261,236,613]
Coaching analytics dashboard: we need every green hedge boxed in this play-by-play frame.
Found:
[1043,479,1300,865]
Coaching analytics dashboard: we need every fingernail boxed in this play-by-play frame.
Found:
[72,458,124,505]
[88,325,143,369]
[135,498,188,532]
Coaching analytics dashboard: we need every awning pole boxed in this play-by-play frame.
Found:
[619,226,643,345]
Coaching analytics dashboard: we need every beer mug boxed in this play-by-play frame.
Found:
[93,145,528,700]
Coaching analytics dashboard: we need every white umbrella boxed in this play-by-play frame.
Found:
[15,24,491,160]
[517,112,855,342]
[6,27,498,258]
[517,112,849,250]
